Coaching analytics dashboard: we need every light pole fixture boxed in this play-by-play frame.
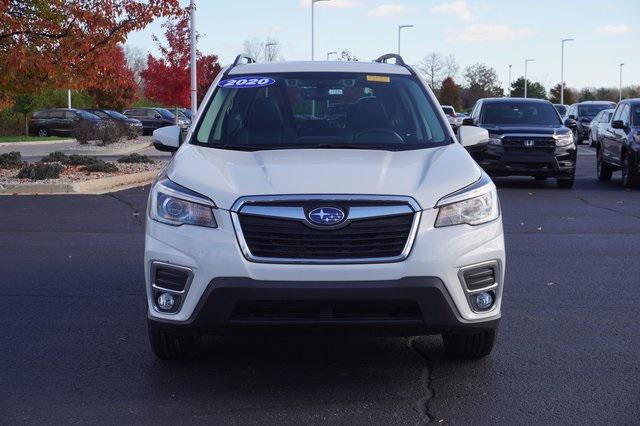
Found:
[619,63,625,102]
[560,38,575,105]
[264,42,277,62]
[327,51,338,60]
[311,0,331,61]
[508,64,512,97]
[190,0,197,114]
[398,25,414,55]
[524,58,535,98]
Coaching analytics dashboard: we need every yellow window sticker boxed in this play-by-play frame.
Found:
[366,75,391,83]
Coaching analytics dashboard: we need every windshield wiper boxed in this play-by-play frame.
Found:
[316,143,402,151]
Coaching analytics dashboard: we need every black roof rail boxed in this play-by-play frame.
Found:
[374,53,406,67]
[232,54,256,67]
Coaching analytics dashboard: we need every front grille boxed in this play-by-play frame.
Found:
[502,137,555,150]
[238,213,414,260]
[231,300,422,322]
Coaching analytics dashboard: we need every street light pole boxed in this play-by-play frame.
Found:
[264,42,276,62]
[67,89,71,109]
[508,64,512,97]
[311,0,331,61]
[560,38,575,105]
[189,0,197,114]
[619,63,625,102]
[524,58,535,98]
[397,25,414,55]
[327,51,337,60]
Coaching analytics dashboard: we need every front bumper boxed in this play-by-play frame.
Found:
[145,207,505,332]
[477,144,576,178]
[148,277,500,336]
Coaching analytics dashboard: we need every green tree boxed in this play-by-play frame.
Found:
[510,77,546,99]
[579,88,596,101]
[12,94,36,136]
[439,77,461,110]
[460,63,503,109]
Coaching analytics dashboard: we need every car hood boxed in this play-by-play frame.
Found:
[166,143,482,210]
[481,125,568,136]
[124,118,142,125]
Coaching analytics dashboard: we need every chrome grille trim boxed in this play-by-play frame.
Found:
[230,195,422,264]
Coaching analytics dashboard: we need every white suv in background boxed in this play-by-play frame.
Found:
[147,54,504,360]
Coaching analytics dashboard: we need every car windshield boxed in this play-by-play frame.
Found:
[578,104,612,118]
[481,102,561,126]
[157,109,175,119]
[195,72,449,151]
[106,110,129,120]
[78,110,100,120]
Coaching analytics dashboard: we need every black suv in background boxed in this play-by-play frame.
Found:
[84,109,143,138]
[123,107,186,135]
[565,101,616,144]
[28,108,102,137]
[596,98,640,188]
[464,97,577,188]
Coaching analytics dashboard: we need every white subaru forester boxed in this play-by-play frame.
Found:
[147,54,504,360]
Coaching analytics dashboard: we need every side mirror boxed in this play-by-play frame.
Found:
[461,117,475,126]
[457,125,489,148]
[611,120,625,130]
[152,125,181,153]
[564,118,577,129]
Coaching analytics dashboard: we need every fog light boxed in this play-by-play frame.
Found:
[474,292,494,310]
[156,292,175,311]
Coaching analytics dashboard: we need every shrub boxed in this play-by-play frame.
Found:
[81,161,118,173]
[117,153,154,164]
[96,121,125,146]
[40,151,69,164]
[17,163,64,180]
[0,151,22,169]
[73,120,95,145]
[67,155,99,166]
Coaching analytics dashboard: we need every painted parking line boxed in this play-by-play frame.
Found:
[578,146,596,156]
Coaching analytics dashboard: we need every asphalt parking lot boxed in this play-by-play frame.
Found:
[2,147,639,424]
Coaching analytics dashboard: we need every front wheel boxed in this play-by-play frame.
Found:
[37,127,48,137]
[442,329,496,358]
[622,151,638,189]
[597,149,612,181]
[148,321,199,360]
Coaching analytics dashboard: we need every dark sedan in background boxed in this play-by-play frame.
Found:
[463,97,576,188]
[123,107,189,135]
[84,109,143,138]
[28,108,102,137]
[564,101,616,144]
[596,99,640,188]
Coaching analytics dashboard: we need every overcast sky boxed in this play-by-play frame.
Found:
[126,0,638,92]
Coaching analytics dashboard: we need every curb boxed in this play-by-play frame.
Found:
[0,138,76,147]
[0,170,159,195]
[66,142,152,157]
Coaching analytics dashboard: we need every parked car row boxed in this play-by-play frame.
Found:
[28,107,192,138]
[456,96,640,190]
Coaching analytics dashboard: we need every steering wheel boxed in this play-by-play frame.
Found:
[353,128,405,144]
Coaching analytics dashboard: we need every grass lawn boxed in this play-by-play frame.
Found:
[0,136,70,143]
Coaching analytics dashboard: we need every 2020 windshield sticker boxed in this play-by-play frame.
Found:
[218,77,276,89]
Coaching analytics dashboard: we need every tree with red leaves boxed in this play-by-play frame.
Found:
[0,0,182,109]
[86,44,139,111]
[141,15,221,108]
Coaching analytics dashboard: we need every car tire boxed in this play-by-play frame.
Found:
[597,148,612,181]
[148,321,199,360]
[557,173,575,189]
[442,329,496,359]
[621,151,638,189]
[37,127,48,137]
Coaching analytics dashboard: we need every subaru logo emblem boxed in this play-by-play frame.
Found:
[523,140,535,147]
[307,207,345,226]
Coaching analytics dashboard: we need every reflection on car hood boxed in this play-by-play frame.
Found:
[167,143,482,210]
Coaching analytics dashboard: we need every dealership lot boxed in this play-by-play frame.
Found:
[1,149,638,424]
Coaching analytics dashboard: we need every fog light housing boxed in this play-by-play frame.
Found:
[156,292,176,311]
[473,291,494,311]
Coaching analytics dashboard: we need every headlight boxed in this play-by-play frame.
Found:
[150,178,217,228]
[488,134,502,145]
[435,173,500,227]
[554,133,574,147]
